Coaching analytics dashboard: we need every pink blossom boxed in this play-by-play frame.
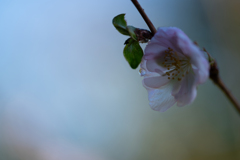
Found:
[140,27,209,112]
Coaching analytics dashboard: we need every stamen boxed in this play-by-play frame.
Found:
[161,47,192,81]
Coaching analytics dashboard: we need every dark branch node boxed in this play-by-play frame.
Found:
[135,28,153,43]
[209,61,219,84]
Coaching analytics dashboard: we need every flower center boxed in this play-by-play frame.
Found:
[162,47,191,81]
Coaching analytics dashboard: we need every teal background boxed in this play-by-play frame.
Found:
[0,0,240,159]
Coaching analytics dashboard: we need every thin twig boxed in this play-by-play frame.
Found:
[131,0,157,35]
[204,48,240,113]
[209,59,240,114]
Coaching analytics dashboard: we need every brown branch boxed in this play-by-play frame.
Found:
[131,0,157,35]
[210,60,240,114]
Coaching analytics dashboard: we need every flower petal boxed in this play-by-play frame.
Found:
[140,59,160,78]
[145,57,166,73]
[171,81,181,96]
[147,84,176,112]
[143,76,170,88]
[176,30,209,84]
[174,71,197,106]
[191,55,209,84]
[151,27,187,54]
[144,43,167,59]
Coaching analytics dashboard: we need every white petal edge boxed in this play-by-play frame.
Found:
[147,83,176,112]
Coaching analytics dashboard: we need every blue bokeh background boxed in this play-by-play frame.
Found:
[0,0,240,159]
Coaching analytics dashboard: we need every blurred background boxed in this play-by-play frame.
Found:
[0,0,240,159]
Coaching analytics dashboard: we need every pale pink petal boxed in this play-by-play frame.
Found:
[177,89,197,107]
[144,43,167,59]
[191,55,209,84]
[151,27,187,54]
[140,59,160,78]
[140,58,147,71]
[145,57,166,73]
[171,81,181,96]
[143,76,170,88]
[174,71,197,106]
[176,31,209,84]
[147,84,176,112]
